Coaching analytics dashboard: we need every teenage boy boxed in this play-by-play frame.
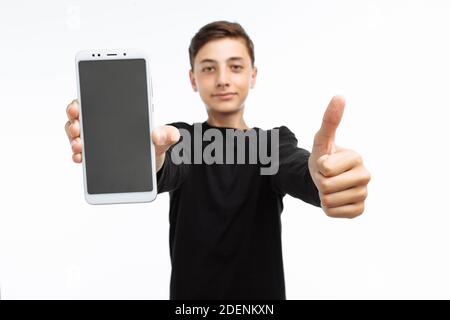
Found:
[64,21,371,299]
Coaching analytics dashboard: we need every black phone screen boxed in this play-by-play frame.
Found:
[78,59,153,194]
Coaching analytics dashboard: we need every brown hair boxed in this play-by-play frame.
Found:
[188,21,255,70]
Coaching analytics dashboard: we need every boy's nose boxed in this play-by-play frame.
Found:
[216,81,230,88]
[215,68,230,88]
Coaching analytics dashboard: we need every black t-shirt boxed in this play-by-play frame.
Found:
[157,121,321,299]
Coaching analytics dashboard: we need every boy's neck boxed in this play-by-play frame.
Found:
[206,109,249,130]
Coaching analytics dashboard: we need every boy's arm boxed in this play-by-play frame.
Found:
[270,126,321,207]
[272,96,371,219]
[155,123,191,194]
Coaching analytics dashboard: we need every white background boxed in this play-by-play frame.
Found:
[0,0,449,299]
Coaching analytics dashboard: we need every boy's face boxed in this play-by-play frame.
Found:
[189,38,257,114]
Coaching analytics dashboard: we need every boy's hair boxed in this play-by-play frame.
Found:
[189,21,255,70]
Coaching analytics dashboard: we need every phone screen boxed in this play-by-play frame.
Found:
[78,59,153,194]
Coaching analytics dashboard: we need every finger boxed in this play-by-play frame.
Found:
[322,201,365,218]
[152,125,180,155]
[152,125,180,145]
[68,119,80,139]
[71,138,83,154]
[315,165,371,194]
[65,120,72,142]
[320,185,368,208]
[72,153,82,163]
[66,99,80,122]
[317,149,363,177]
[313,95,345,155]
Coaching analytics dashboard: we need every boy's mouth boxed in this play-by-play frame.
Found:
[212,92,237,100]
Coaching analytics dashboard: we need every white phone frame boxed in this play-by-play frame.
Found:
[75,49,157,205]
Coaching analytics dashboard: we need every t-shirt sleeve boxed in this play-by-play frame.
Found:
[156,122,191,194]
[270,126,321,207]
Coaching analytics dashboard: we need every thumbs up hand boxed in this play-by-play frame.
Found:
[308,96,371,218]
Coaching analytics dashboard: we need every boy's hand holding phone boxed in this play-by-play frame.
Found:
[64,99,180,172]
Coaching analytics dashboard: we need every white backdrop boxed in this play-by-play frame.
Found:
[0,0,449,299]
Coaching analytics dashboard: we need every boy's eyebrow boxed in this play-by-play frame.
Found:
[199,57,245,64]
[227,57,244,62]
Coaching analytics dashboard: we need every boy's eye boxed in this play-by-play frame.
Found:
[202,66,215,72]
[231,65,243,71]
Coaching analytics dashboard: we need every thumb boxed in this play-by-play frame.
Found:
[312,95,345,156]
[152,125,181,156]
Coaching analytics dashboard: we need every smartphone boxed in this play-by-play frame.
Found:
[75,49,157,204]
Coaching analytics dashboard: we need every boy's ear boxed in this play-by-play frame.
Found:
[189,69,198,92]
[250,66,258,89]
